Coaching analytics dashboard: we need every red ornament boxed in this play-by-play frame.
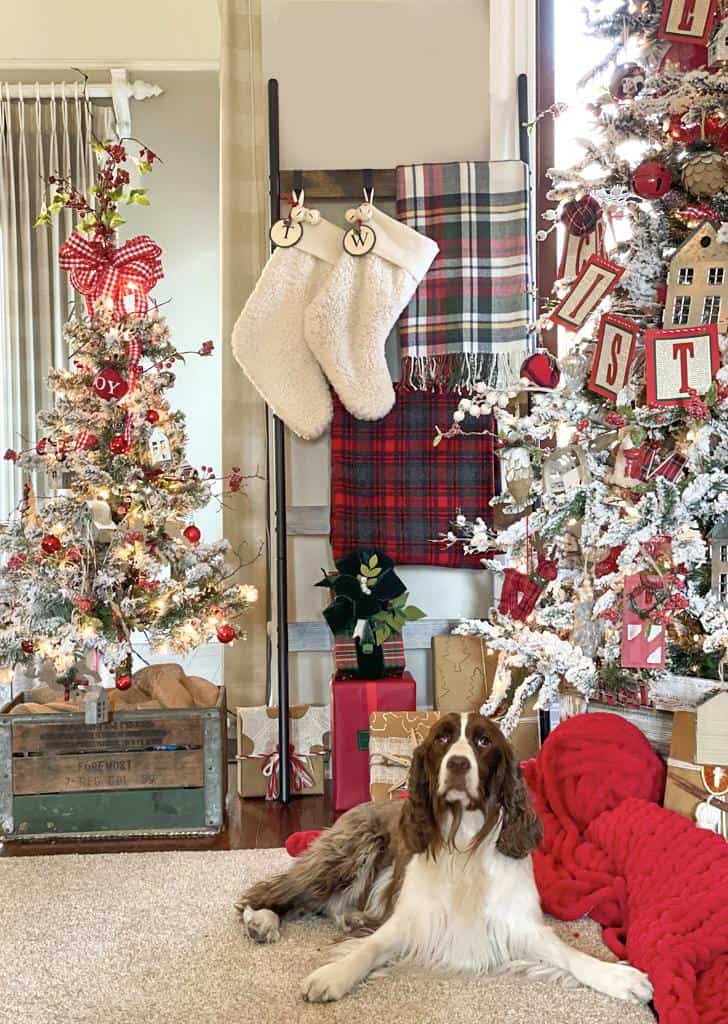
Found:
[609,63,645,101]
[520,350,561,389]
[41,534,62,555]
[21,640,34,654]
[75,596,93,613]
[145,409,160,424]
[109,434,129,455]
[659,42,708,72]
[36,439,48,455]
[65,546,82,563]
[76,432,99,451]
[216,624,236,644]
[704,115,728,152]
[183,524,201,545]
[92,366,129,402]
[632,161,672,199]
[115,674,133,691]
[666,114,701,145]
[498,568,543,621]
[560,196,603,237]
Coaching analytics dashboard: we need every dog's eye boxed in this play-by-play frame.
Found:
[476,735,491,748]
[436,734,450,745]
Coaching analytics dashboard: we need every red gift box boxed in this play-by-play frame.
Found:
[331,672,417,812]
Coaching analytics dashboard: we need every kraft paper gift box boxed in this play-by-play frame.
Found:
[664,709,728,837]
[369,711,440,801]
[368,701,540,804]
[432,635,499,712]
[237,704,329,800]
[331,672,416,812]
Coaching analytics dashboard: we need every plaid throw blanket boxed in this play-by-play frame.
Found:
[330,388,497,568]
[396,161,530,390]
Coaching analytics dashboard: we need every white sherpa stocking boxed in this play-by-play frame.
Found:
[304,206,438,421]
[231,216,343,440]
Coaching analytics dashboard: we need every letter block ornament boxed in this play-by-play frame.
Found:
[550,255,624,332]
[644,324,719,407]
[658,0,718,45]
[588,313,639,401]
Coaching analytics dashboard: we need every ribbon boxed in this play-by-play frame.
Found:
[260,744,315,801]
[123,337,143,444]
[59,232,164,320]
[369,729,419,799]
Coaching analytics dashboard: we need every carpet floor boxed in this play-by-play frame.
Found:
[0,847,655,1024]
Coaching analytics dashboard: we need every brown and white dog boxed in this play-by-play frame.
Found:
[236,712,653,1006]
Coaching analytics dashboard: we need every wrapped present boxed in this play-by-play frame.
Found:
[368,699,540,804]
[369,711,440,801]
[332,672,416,811]
[596,682,653,709]
[333,634,405,679]
[237,704,329,800]
[664,709,728,838]
[432,635,499,712]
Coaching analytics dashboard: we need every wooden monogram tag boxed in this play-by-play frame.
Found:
[343,224,376,257]
[270,218,303,248]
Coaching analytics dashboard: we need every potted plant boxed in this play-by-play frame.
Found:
[315,549,425,679]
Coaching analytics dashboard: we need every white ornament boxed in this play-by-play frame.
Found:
[87,499,117,543]
[148,426,172,466]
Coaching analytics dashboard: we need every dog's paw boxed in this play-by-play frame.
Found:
[301,962,356,1003]
[241,906,280,944]
[598,963,653,1005]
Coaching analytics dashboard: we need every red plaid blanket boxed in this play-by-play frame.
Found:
[330,388,497,568]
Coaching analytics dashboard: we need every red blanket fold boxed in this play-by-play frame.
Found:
[524,713,728,1024]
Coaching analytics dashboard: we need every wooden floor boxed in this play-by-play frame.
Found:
[0,765,338,857]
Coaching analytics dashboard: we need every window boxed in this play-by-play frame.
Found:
[678,267,694,285]
[720,573,728,600]
[673,295,692,325]
[721,544,728,562]
[702,295,721,324]
[709,266,725,285]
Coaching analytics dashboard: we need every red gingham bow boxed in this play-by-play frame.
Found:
[58,232,163,319]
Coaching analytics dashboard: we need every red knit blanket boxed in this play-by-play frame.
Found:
[286,713,728,1023]
[523,713,728,1024]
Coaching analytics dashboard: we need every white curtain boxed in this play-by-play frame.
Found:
[488,0,537,160]
[0,84,112,518]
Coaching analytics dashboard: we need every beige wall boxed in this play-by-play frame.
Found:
[0,1,219,65]
[262,0,495,707]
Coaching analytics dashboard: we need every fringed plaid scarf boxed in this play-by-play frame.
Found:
[396,161,530,391]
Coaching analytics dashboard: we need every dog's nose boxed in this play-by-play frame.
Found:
[447,756,470,774]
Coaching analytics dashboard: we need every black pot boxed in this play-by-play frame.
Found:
[354,639,385,680]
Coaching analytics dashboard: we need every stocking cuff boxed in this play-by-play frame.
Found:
[298,218,344,265]
[370,208,439,282]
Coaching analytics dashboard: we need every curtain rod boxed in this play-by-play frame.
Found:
[1,68,163,137]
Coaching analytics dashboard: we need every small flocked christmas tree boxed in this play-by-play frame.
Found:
[446,0,728,730]
[0,139,256,693]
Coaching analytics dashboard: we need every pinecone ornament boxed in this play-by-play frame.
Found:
[681,150,728,198]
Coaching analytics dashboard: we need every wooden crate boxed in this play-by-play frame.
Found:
[0,688,227,841]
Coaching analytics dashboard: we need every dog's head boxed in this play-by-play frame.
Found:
[400,712,542,860]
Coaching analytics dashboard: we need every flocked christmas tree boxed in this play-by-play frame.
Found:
[444,0,728,730]
[0,138,257,693]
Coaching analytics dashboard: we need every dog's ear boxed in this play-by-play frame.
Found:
[400,743,439,856]
[495,750,543,859]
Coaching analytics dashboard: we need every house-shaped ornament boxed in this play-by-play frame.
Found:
[695,690,728,767]
[84,684,109,725]
[663,221,728,332]
[709,518,728,602]
[709,19,728,68]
